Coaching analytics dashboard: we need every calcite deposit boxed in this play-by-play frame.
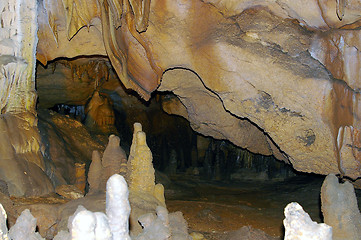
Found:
[84,91,117,135]
[128,131,155,193]
[283,202,332,240]
[321,174,361,240]
[1,1,361,232]
[3,0,361,195]
[31,0,361,180]
[87,135,128,193]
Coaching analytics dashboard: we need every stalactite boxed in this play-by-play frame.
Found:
[99,0,162,100]
[336,0,345,21]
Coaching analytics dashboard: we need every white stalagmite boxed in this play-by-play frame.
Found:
[8,209,44,240]
[69,206,112,240]
[0,204,9,240]
[70,209,97,240]
[106,174,131,240]
[53,174,131,240]
[283,202,332,240]
[94,212,112,240]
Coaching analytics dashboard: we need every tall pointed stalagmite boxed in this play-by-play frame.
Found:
[127,122,143,182]
[128,131,155,193]
[88,150,103,194]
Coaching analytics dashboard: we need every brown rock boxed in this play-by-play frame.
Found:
[34,0,361,178]
[55,185,84,200]
[102,135,127,185]
[88,150,103,193]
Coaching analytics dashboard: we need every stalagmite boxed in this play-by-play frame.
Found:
[135,206,171,240]
[94,212,112,240]
[283,202,332,240]
[54,174,131,239]
[321,174,361,240]
[70,209,97,240]
[128,131,155,193]
[102,135,127,189]
[154,183,166,206]
[127,122,143,181]
[106,174,131,240]
[0,204,9,240]
[88,135,128,194]
[8,209,44,240]
[88,150,103,193]
[69,208,112,240]
[136,206,192,240]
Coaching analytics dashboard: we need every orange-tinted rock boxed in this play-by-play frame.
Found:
[35,0,361,178]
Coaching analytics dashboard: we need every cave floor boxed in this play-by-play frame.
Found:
[6,173,361,240]
[165,174,361,240]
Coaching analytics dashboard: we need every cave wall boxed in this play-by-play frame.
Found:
[36,0,361,179]
[1,0,361,195]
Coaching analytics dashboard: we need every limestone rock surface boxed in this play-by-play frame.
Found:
[35,0,361,178]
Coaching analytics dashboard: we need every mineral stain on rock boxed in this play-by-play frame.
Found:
[297,129,316,147]
[324,79,361,177]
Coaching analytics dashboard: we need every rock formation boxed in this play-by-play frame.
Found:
[106,174,131,240]
[283,202,332,240]
[126,123,166,206]
[30,0,361,179]
[127,122,143,181]
[321,174,361,240]
[87,135,128,193]
[102,135,127,184]
[0,204,9,240]
[8,209,44,240]
[84,91,117,135]
[52,174,131,240]
[74,163,86,194]
[4,0,361,191]
[128,131,155,193]
[87,151,103,194]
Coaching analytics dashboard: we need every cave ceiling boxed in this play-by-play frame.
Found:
[35,0,361,179]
